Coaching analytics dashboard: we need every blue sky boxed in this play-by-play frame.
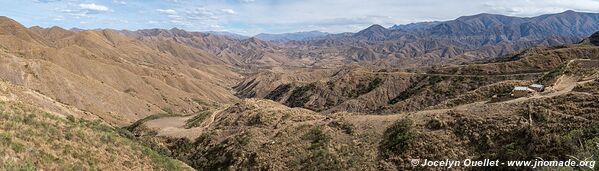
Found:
[2,0,599,35]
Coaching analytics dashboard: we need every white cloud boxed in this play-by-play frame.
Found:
[112,0,127,5]
[157,9,178,15]
[32,0,61,3]
[479,0,599,16]
[31,0,599,35]
[221,9,237,15]
[53,15,65,21]
[79,3,110,12]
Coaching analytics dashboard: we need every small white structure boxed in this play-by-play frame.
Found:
[529,84,545,92]
[511,86,533,97]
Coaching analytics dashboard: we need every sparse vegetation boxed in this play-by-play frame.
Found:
[265,84,292,101]
[125,112,182,131]
[388,76,440,104]
[538,63,566,85]
[573,81,599,94]
[246,113,263,126]
[0,102,189,170]
[380,119,413,158]
[302,126,341,171]
[185,110,212,128]
[425,118,445,130]
[327,121,355,135]
[285,84,316,108]
[388,81,423,104]
[351,78,383,98]
[428,75,445,85]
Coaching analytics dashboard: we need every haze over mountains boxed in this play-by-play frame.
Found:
[206,10,599,70]
[254,31,330,42]
[1,10,599,170]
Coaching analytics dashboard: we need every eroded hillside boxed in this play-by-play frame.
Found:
[234,36,599,114]
[0,16,242,126]
[0,13,598,170]
[127,36,599,170]
[128,63,599,170]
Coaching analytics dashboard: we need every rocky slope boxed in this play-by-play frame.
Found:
[132,59,599,170]
[127,33,599,170]
[235,32,599,114]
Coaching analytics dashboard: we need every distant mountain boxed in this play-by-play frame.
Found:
[389,21,441,30]
[423,10,599,39]
[369,10,599,41]
[352,24,390,41]
[205,31,249,40]
[254,31,329,42]
[119,10,599,70]
[278,10,599,69]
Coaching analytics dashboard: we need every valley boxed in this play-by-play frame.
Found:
[0,9,598,170]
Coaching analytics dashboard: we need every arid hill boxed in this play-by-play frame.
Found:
[130,56,599,171]
[0,98,192,170]
[0,16,242,126]
[0,14,599,170]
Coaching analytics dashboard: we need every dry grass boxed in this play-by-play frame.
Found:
[0,101,192,170]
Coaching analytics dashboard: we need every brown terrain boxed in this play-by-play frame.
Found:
[0,11,599,170]
[124,32,599,170]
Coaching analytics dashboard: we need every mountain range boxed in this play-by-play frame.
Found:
[198,10,598,71]
[254,31,330,42]
[0,10,599,170]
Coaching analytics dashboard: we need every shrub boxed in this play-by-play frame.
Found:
[380,119,413,157]
[66,115,76,123]
[388,82,422,104]
[327,121,354,135]
[538,64,566,85]
[428,76,445,85]
[185,111,211,128]
[125,113,180,131]
[194,132,212,145]
[302,126,340,170]
[425,118,445,130]
[0,132,11,145]
[351,78,384,98]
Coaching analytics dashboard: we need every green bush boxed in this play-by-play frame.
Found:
[538,64,566,85]
[302,126,340,170]
[380,119,413,157]
[0,132,11,145]
[125,113,180,131]
[428,76,445,85]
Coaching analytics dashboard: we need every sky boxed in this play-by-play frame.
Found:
[1,0,599,36]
